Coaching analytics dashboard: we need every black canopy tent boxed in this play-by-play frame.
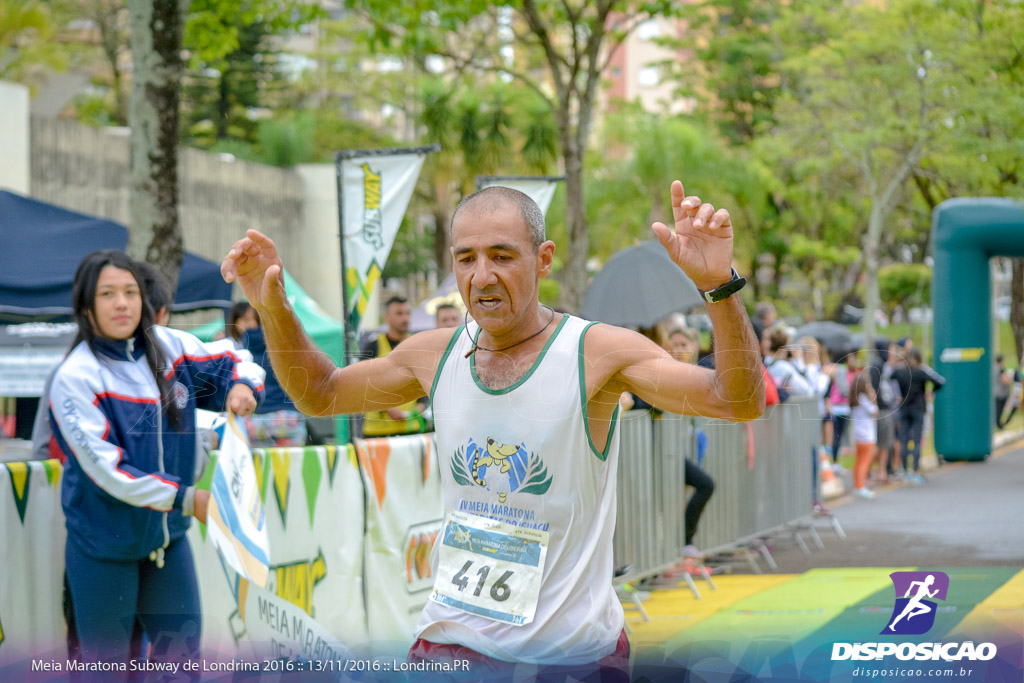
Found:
[0,190,231,320]
[0,190,233,439]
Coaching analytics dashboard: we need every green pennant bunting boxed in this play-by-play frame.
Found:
[5,462,31,525]
[43,459,63,488]
[195,452,219,542]
[325,445,338,487]
[252,450,270,503]
[302,448,323,528]
[270,448,291,523]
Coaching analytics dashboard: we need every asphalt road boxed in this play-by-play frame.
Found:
[761,440,1024,572]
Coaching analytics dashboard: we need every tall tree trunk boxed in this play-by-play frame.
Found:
[862,204,884,360]
[561,125,588,313]
[216,70,229,139]
[127,0,187,292]
[1011,258,1024,363]
[433,208,451,276]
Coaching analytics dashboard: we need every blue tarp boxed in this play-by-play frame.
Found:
[0,190,231,318]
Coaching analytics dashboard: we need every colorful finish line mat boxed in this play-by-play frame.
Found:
[632,567,1024,682]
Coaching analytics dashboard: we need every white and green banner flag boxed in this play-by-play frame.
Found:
[475,176,562,216]
[206,413,270,587]
[338,149,433,331]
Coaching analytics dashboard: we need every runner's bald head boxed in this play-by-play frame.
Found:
[450,186,546,251]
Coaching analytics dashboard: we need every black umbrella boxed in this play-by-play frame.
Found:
[580,241,703,328]
[795,321,855,353]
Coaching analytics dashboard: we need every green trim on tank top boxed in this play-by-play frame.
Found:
[430,324,466,404]
[579,321,620,461]
[469,314,569,395]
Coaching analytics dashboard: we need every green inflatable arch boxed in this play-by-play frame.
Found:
[932,198,1024,461]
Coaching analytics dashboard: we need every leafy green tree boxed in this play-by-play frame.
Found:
[415,76,558,273]
[772,0,971,355]
[673,0,783,146]
[182,0,320,144]
[0,0,66,87]
[344,0,675,312]
[878,263,931,319]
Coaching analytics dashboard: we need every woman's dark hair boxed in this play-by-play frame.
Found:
[70,250,182,430]
[135,261,174,318]
[849,368,872,403]
[227,301,258,343]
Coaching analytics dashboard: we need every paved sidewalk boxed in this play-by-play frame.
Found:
[625,438,1024,674]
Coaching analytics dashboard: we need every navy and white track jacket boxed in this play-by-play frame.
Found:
[50,326,266,561]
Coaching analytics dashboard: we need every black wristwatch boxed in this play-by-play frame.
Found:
[700,268,746,303]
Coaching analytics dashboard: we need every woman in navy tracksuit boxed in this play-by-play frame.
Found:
[49,251,265,668]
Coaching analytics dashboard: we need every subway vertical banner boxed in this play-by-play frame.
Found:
[335,146,439,335]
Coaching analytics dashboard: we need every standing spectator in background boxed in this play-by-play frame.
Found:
[33,260,177,661]
[216,301,260,347]
[994,354,1012,428]
[765,328,816,398]
[666,326,715,558]
[32,262,175,462]
[622,324,714,559]
[897,337,913,359]
[360,296,426,435]
[793,337,829,402]
[1003,356,1024,430]
[997,352,1023,429]
[435,302,462,329]
[893,348,945,484]
[825,350,856,463]
[868,341,900,483]
[51,250,263,670]
[215,300,307,447]
[801,338,836,455]
[849,369,878,499]
[750,301,776,344]
[665,326,700,364]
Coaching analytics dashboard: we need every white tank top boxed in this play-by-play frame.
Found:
[414,314,624,664]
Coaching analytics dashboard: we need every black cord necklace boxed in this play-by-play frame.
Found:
[463,306,557,358]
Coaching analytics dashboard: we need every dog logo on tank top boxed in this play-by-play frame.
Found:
[450,437,552,503]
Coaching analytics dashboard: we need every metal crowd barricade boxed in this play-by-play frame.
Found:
[613,397,819,580]
[613,410,696,584]
[613,409,657,579]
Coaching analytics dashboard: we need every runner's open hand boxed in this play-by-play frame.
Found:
[651,181,734,292]
[220,229,288,312]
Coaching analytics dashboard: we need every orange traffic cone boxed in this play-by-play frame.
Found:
[819,446,844,499]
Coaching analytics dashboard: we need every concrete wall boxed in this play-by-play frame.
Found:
[27,116,343,314]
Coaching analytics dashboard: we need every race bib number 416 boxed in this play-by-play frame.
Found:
[429,510,548,626]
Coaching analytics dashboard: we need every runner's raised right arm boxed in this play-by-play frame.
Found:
[221,229,445,416]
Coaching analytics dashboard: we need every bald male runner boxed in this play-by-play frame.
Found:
[222,181,764,679]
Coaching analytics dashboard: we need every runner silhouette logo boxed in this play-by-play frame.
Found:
[883,571,950,636]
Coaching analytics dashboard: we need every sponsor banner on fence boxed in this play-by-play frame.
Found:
[357,435,443,652]
[237,576,348,662]
[190,444,367,659]
[0,460,65,660]
[338,150,428,330]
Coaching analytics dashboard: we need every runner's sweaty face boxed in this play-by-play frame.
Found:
[450,203,553,338]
